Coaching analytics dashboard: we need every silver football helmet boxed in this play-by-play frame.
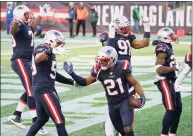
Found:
[97,46,118,70]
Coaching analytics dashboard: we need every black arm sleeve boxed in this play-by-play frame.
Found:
[56,72,74,85]
[70,72,87,86]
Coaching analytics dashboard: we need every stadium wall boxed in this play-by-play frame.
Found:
[0,2,192,33]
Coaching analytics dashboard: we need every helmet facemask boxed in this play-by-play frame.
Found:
[99,56,114,70]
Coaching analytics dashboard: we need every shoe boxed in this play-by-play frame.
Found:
[8,115,26,130]
[38,127,49,135]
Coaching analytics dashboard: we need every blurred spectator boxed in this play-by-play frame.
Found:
[89,6,98,37]
[6,2,15,35]
[132,5,140,33]
[75,2,88,36]
[67,2,76,38]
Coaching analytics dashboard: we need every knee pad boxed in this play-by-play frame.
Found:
[124,125,133,133]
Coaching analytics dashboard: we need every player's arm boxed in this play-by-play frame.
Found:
[32,4,50,29]
[63,61,96,86]
[31,16,42,30]
[10,20,20,35]
[131,16,150,49]
[131,38,149,49]
[155,53,178,74]
[55,72,74,85]
[127,73,144,97]
[34,46,52,63]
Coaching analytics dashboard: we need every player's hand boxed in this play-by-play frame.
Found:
[138,96,146,109]
[108,22,117,38]
[142,16,150,32]
[52,47,70,56]
[39,4,50,17]
[63,61,74,75]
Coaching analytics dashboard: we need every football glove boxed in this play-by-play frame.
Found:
[108,22,118,38]
[39,4,50,17]
[138,96,146,109]
[52,47,69,56]
[142,16,150,32]
[63,61,74,75]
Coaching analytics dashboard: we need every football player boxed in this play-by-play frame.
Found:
[8,4,50,134]
[99,31,141,136]
[153,27,182,136]
[107,15,150,62]
[174,44,192,93]
[63,46,146,136]
[26,30,73,136]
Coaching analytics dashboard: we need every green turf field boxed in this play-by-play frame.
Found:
[0,31,192,136]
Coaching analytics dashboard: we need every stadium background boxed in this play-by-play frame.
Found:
[0,1,192,136]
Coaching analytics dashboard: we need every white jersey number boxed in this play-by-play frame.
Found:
[104,78,124,96]
[50,61,57,79]
[117,39,131,55]
[28,30,34,47]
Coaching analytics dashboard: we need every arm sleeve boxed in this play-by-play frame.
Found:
[122,60,132,75]
[70,72,87,86]
[106,38,116,48]
[56,72,74,85]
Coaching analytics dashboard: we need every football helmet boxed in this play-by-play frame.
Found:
[117,16,130,34]
[43,30,65,48]
[157,27,179,45]
[13,5,31,23]
[97,46,118,70]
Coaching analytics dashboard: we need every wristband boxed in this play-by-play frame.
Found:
[144,32,150,38]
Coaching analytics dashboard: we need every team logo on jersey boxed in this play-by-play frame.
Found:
[105,49,113,56]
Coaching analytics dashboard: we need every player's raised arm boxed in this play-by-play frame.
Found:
[131,16,150,49]
[31,4,50,29]
[63,62,96,86]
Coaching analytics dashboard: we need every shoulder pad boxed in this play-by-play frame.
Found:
[155,43,169,54]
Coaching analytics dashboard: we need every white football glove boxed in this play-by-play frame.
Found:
[52,47,70,57]
[142,16,150,32]
[39,4,50,17]
[108,22,118,38]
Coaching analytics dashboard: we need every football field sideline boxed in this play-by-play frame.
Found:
[1,55,191,136]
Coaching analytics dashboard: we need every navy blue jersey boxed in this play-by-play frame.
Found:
[184,53,192,69]
[11,23,34,60]
[155,42,177,78]
[91,60,132,104]
[32,45,56,93]
[106,33,136,61]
